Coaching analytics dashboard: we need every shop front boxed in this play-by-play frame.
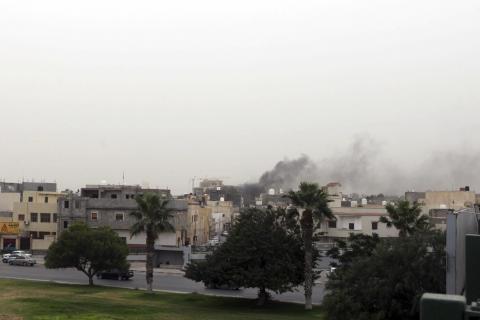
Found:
[0,221,20,251]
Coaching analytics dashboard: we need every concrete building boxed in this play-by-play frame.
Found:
[321,205,399,240]
[446,207,480,295]
[0,181,57,194]
[187,202,212,245]
[57,185,190,250]
[193,179,243,207]
[405,187,477,230]
[207,200,234,237]
[0,181,59,251]
[0,192,20,217]
[324,182,343,208]
[12,190,64,251]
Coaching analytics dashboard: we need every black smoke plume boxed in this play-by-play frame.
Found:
[241,135,480,198]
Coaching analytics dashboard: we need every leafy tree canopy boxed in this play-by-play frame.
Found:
[324,231,446,320]
[185,207,307,306]
[45,223,129,285]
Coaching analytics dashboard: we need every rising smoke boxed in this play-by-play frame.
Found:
[246,135,480,196]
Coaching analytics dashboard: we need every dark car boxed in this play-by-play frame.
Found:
[204,281,240,290]
[97,269,134,280]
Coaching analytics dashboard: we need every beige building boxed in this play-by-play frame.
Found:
[0,193,20,249]
[406,189,477,230]
[12,191,64,251]
[187,203,212,245]
[321,206,399,239]
[207,200,234,236]
[324,182,343,208]
[423,191,476,212]
[0,192,21,213]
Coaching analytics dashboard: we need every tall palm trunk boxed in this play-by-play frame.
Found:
[301,209,314,310]
[146,233,155,293]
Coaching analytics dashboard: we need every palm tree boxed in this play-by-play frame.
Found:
[130,193,174,292]
[285,182,333,310]
[379,200,431,237]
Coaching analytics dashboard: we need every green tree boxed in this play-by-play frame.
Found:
[130,193,174,292]
[324,231,446,320]
[45,223,129,285]
[327,233,380,268]
[285,182,333,310]
[379,200,431,237]
[185,207,306,306]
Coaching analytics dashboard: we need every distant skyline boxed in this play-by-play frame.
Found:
[1,0,480,194]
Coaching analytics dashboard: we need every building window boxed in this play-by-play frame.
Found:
[63,221,69,229]
[115,212,124,221]
[328,220,337,228]
[37,186,44,191]
[31,212,38,222]
[348,223,355,230]
[64,200,69,209]
[53,213,58,223]
[44,196,49,203]
[40,213,51,223]
[90,212,98,221]
[28,196,33,203]
[111,194,117,199]
[39,232,50,239]
[30,231,39,239]
[18,214,25,221]
[75,200,81,209]
[120,237,127,243]
[125,194,130,199]
[372,221,378,230]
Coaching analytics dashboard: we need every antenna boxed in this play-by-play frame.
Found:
[122,171,125,185]
[192,176,196,191]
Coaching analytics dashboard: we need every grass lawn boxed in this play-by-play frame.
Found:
[0,279,325,320]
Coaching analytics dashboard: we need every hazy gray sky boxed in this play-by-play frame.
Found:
[1,0,479,194]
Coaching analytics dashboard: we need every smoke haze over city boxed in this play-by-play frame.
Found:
[248,135,480,195]
[1,0,479,194]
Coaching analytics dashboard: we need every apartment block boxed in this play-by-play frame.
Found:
[57,185,189,250]
[0,182,60,251]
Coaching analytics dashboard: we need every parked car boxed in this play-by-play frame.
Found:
[97,269,134,280]
[2,251,31,263]
[207,237,220,246]
[205,282,239,290]
[8,256,36,266]
[3,254,21,263]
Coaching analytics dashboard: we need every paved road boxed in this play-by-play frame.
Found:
[0,263,325,304]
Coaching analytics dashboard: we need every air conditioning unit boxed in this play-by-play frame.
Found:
[24,220,30,225]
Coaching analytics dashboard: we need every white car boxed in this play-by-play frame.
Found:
[208,238,220,246]
[2,251,31,263]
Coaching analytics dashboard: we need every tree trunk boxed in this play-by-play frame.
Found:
[88,275,94,286]
[301,210,314,310]
[257,287,268,306]
[146,234,155,293]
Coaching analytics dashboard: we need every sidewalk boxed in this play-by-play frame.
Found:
[129,262,185,276]
[32,256,184,276]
